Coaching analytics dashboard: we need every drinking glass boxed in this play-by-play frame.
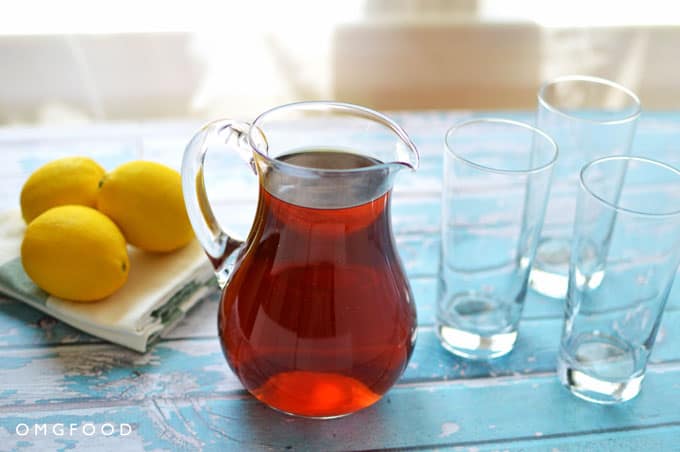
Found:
[437,119,558,359]
[530,75,641,299]
[558,156,680,404]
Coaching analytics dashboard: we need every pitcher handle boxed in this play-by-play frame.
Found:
[181,119,254,288]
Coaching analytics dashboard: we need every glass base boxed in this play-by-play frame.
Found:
[530,237,571,299]
[438,324,518,360]
[558,334,644,404]
[437,294,519,360]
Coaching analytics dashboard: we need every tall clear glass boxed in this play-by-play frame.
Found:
[438,119,558,359]
[558,156,680,404]
[530,75,641,299]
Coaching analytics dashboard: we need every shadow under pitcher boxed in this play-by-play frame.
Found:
[181,101,419,418]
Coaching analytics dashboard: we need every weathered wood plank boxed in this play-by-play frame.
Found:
[1,365,679,451]
[2,112,679,349]
[185,366,680,451]
[468,425,680,452]
[164,273,679,341]
[0,136,140,179]
[1,308,678,409]
[207,174,680,235]
[0,275,557,348]
[1,112,680,450]
[1,266,677,349]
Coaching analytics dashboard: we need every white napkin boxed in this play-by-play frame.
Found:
[0,211,216,352]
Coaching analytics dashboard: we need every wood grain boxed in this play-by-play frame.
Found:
[1,112,679,451]
[2,366,679,450]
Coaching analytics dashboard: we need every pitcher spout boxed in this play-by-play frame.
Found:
[248,101,419,175]
[241,101,421,208]
[357,105,419,173]
[391,138,420,172]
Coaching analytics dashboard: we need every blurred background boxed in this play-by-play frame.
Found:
[1,0,679,125]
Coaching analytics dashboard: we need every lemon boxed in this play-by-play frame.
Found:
[97,161,193,252]
[20,157,106,223]
[21,205,130,302]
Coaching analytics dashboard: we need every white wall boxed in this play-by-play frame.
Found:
[332,23,680,110]
[0,34,202,124]
[1,22,679,125]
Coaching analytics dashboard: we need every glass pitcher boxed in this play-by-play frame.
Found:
[181,101,419,418]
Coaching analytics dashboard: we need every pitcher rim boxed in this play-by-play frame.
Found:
[247,101,420,174]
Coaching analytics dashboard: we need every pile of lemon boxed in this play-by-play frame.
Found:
[20,157,194,302]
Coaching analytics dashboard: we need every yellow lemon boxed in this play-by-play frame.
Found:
[97,161,193,252]
[21,205,130,302]
[20,156,106,223]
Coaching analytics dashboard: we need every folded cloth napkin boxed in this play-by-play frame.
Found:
[0,211,216,352]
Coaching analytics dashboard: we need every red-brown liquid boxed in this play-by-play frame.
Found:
[218,151,417,418]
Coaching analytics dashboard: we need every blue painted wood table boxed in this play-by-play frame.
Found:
[0,112,679,451]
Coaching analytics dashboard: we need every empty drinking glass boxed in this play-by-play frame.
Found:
[530,75,641,299]
[558,156,680,404]
[438,119,558,359]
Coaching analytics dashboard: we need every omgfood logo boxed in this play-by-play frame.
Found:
[15,423,132,437]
